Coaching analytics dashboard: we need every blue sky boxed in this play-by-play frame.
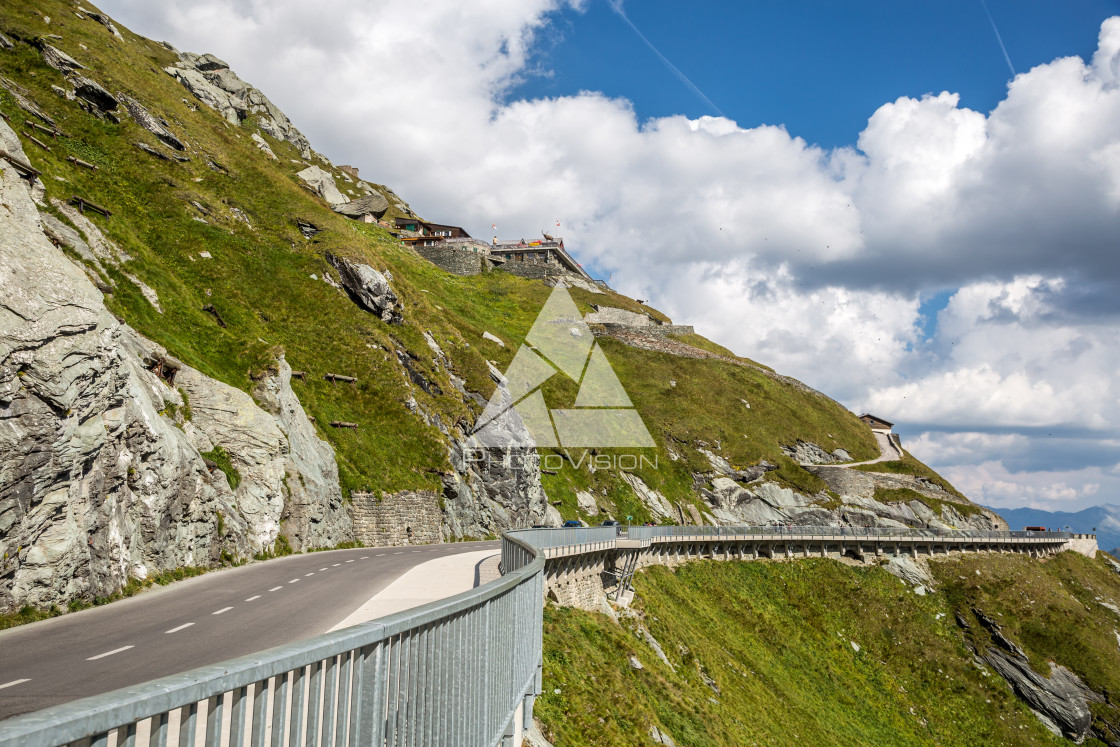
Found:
[516,0,1120,148]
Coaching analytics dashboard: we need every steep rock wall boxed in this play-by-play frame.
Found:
[0,119,351,612]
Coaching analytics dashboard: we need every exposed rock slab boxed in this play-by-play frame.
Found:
[331,193,388,219]
[38,44,85,74]
[70,75,118,114]
[252,358,352,550]
[326,253,402,324]
[0,136,351,612]
[983,649,1095,742]
[165,52,312,157]
[298,166,348,205]
[250,133,277,160]
[0,155,244,611]
[119,94,185,151]
[782,439,851,465]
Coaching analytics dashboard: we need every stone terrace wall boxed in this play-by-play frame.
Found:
[1066,534,1098,558]
[414,245,491,276]
[350,490,443,546]
[499,261,564,280]
[592,323,695,337]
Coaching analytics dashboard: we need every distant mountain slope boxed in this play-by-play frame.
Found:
[991,504,1120,555]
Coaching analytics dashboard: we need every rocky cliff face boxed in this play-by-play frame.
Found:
[0,118,349,611]
[164,50,312,158]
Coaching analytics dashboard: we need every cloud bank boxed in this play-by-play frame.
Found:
[97,0,1120,511]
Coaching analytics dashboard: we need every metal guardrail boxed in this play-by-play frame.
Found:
[0,535,544,747]
[503,527,618,551]
[625,525,1074,541]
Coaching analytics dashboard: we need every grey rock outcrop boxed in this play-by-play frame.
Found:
[621,472,675,521]
[576,490,599,517]
[883,555,934,587]
[164,52,312,158]
[0,32,12,51]
[781,439,851,465]
[31,43,117,117]
[984,649,1095,741]
[298,166,348,206]
[0,152,243,611]
[252,359,352,550]
[85,11,124,40]
[326,253,403,324]
[689,457,1001,532]
[71,75,118,114]
[0,131,350,612]
[957,608,1099,742]
[331,193,389,220]
[250,133,277,161]
[38,44,85,74]
[119,94,185,151]
[442,437,560,538]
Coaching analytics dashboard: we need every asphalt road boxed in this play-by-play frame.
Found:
[0,541,498,720]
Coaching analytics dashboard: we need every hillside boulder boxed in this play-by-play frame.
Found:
[331,192,389,220]
[326,253,402,324]
[119,93,185,150]
[298,166,348,205]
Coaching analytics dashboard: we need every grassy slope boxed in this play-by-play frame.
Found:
[539,553,1120,745]
[0,1,967,527]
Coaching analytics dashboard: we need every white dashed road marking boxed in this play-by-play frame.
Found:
[87,646,133,661]
[304,573,314,577]
[332,563,341,567]
[245,595,260,602]
[360,556,369,559]
[269,586,282,592]
[345,560,354,563]
[289,579,299,583]
[319,568,327,571]
[0,679,30,690]
[212,607,233,615]
[393,552,403,555]
[165,623,194,634]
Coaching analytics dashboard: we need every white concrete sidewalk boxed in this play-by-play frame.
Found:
[329,549,499,631]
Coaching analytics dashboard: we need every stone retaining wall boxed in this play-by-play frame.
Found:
[1066,535,1098,558]
[498,261,570,280]
[414,245,492,276]
[350,489,443,546]
[591,323,696,338]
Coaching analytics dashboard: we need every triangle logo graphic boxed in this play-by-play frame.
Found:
[472,283,656,449]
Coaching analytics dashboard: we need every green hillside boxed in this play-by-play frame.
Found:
[537,552,1120,746]
[0,0,912,529]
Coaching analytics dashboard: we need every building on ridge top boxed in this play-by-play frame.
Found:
[394,219,598,284]
[858,414,894,432]
[490,235,593,282]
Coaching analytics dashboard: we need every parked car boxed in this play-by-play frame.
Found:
[601,519,622,536]
[563,520,583,528]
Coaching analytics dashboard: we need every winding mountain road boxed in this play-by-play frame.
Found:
[0,541,498,720]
